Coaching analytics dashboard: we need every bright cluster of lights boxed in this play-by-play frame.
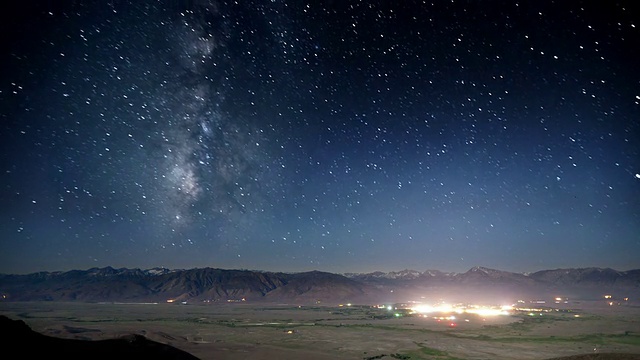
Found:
[410,303,513,317]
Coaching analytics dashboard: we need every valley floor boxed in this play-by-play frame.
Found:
[1,301,639,360]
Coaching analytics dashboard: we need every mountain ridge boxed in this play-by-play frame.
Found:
[1,266,638,305]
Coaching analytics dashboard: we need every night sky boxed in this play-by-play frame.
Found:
[1,1,639,275]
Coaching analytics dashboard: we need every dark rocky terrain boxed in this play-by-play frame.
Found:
[0,315,200,359]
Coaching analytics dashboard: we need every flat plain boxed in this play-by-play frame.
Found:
[1,301,639,360]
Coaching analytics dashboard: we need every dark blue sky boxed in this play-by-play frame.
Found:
[1,0,639,275]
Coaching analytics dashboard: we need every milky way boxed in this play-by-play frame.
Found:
[1,1,638,274]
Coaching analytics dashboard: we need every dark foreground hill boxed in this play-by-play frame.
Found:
[0,315,200,360]
[0,266,638,304]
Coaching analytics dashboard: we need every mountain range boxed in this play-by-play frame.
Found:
[1,266,638,305]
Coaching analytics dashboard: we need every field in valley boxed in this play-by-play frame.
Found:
[1,301,640,360]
